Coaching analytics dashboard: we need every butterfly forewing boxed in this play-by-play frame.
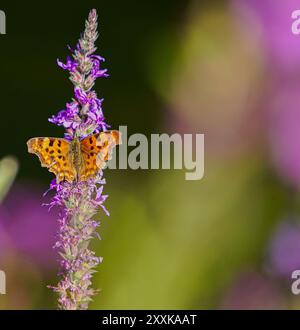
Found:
[79,131,121,181]
[27,137,76,182]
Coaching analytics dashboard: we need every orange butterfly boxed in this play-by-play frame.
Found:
[27,131,121,182]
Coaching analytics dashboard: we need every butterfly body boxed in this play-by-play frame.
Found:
[27,131,120,183]
[71,137,83,174]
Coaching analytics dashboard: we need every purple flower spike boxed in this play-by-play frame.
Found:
[51,23,109,140]
[91,57,109,78]
[57,56,78,72]
[44,9,114,310]
[49,101,81,130]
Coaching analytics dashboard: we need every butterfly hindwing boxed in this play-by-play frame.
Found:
[79,131,121,181]
[27,137,76,182]
[96,130,121,165]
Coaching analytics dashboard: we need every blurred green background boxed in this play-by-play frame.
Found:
[0,0,300,309]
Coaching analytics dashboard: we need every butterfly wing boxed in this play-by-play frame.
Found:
[27,137,76,182]
[79,131,121,181]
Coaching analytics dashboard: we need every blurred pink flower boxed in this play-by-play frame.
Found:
[266,79,300,185]
[267,219,300,278]
[0,182,58,269]
[221,271,286,309]
[232,0,300,71]
[233,0,300,185]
